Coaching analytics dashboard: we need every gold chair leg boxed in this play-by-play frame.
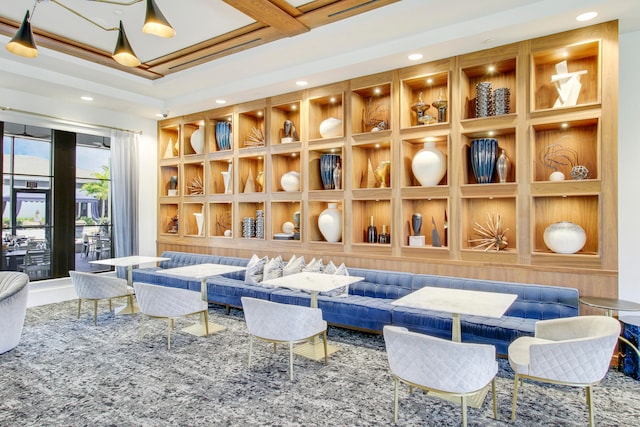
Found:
[109,299,112,312]
[587,385,594,427]
[273,343,277,353]
[93,300,98,326]
[204,309,209,336]
[322,330,328,365]
[289,342,294,381]
[77,299,82,319]
[512,373,520,421]
[393,376,399,423]
[493,379,498,419]
[128,295,134,317]
[461,395,468,427]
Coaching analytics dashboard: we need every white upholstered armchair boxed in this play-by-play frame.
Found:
[0,272,30,354]
[508,315,620,426]
[69,270,134,326]
[133,282,209,350]
[383,325,498,426]
[241,297,328,380]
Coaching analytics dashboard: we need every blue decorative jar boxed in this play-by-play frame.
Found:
[470,138,498,184]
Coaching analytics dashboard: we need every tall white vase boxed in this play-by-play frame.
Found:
[318,202,342,243]
[411,141,446,186]
[193,213,204,236]
[190,124,205,154]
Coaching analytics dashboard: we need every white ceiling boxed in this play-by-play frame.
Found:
[1,0,639,120]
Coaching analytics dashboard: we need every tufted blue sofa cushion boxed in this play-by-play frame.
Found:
[346,268,414,299]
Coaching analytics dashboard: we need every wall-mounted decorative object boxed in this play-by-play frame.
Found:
[281,171,300,192]
[221,164,232,194]
[542,144,589,181]
[475,81,493,117]
[543,221,586,254]
[190,124,205,154]
[244,167,255,193]
[245,127,265,147]
[215,121,232,150]
[469,213,509,251]
[187,174,204,195]
[470,138,498,183]
[319,117,342,138]
[318,203,341,243]
[320,154,340,189]
[496,149,510,183]
[412,141,446,186]
[374,160,391,188]
[432,88,448,123]
[552,60,587,108]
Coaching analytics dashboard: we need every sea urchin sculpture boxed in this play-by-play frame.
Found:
[469,213,509,252]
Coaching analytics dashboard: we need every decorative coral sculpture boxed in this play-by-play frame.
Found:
[469,213,509,252]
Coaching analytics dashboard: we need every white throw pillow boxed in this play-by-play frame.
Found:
[262,255,284,283]
[323,260,337,274]
[322,262,350,297]
[244,254,268,285]
[303,257,323,273]
[283,255,305,276]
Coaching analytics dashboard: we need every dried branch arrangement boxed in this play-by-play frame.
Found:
[244,127,265,147]
[187,174,204,195]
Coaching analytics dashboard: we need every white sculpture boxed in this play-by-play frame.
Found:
[552,60,587,108]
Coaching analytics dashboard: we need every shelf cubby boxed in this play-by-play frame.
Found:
[182,118,206,156]
[160,164,179,197]
[183,161,205,196]
[400,71,449,129]
[208,158,233,195]
[461,196,517,252]
[462,128,516,185]
[531,40,600,112]
[401,135,449,188]
[401,198,449,247]
[352,199,391,245]
[351,140,392,189]
[208,112,233,153]
[308,201,343,243]
[238,105,266,149]
[238,154,265,194]
[238,201,265,240]
[532,118,598,182]
[209,202,233,237]
[351,82,392,134]
[460,57,517,120]
[308,91,344,140]
[271,201,301,240]
[183,203,205,237]
[271,99,302,145]
[159,203,179,236]
[532,194,599,255]
[308,145,344,191]
[159,122,180,159]
[272,151,301,193]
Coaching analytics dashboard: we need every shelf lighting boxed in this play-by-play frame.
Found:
[561,123,569,129]
[291,105,297,110]
[426,78,433,84]
[5,0,175,67]
[330,97,336,103]
[374,87,381,95]
[488,65,496,73]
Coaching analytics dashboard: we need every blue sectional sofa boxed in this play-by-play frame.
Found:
[132,251,580,355]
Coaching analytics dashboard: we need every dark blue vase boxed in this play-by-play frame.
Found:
[470,138,498,184]
[320,154,340,189]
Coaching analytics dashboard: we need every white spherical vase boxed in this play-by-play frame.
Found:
[543,222,586,254]
[318,203,342,243]
[319,117,342,138]
[190,124,205,154]
[280,171,300,192]
[549,171,565,181]
[411,141,447,186]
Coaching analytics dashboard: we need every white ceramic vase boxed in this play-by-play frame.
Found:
[543,221,586,254]
[319,117,342,138]
[193,213,204,236]
[411,141,446,186]
[190,124,205,154]
[318,202,342,243]
[281,171,300,192]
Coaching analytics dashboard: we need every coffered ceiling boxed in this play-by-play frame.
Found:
[0,0,639,120]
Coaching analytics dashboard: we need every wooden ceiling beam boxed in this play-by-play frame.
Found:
[223,0,309,36]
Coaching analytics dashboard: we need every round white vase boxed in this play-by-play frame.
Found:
[190,124,205,154]
[411,141,447,186]
[319,117,342,138]
[318,203,342,242]
[543,221,586,254]
[280,171,300,192]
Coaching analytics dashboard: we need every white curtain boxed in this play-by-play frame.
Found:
[110,130,139,276]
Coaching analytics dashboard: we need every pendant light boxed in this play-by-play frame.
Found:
[112,21,141,67]
[6,10,38,58]
[142,0,175,38]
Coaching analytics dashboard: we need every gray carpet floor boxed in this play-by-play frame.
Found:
[1,300,639,426]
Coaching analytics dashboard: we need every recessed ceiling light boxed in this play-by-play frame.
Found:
[488,131,495,137]
[576,11,598,22]
[155,113,164,118]
[291,104,297,110]
[81,96,93,101]
[257,111,263,117]
[561,123,569,129]
[296,81,308,87]
[330,97,336,103]
[408,53,423,61]
[426,78,433,84]
[215,99,226,104]
[488,66,496,73]
[374,87,381,95]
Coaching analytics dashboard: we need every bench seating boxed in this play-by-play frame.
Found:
[132,251,579,355]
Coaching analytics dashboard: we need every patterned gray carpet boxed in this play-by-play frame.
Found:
[1,300,639,426]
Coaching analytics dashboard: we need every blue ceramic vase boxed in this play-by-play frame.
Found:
[320,154,340,189]
[470,138,498,184]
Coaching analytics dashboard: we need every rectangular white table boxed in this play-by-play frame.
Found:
[261,271,364,360]
[392,286,517,342]
[156,263,246,336]
[89,255,170,315]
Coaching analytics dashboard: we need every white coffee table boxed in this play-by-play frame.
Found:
[156,263,246,336]
[262,271,364,360]
[90,255,170,315]
[392,286,517,342]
